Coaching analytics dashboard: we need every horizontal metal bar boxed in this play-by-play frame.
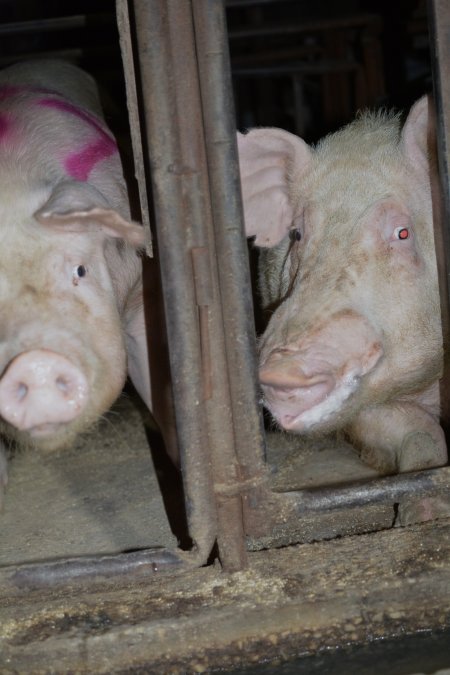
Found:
[285,467,450,513]
[233,61,359,77]
[228,15,381,41]
[0,548,184,593]
[0,14,113,36]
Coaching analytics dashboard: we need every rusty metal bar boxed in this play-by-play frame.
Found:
[126,0,218,566]
[127,0,257,570]
[247,466,450,550]
[116,0,153,254]
[191,2,268,537]
[286,466,450,513]
[428,0,450,428]
[0,549,182,592]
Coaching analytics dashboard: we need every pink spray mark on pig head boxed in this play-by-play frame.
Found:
[38,97,118,181]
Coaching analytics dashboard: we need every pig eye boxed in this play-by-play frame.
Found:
[393,226,409,240]
[289,227,302,242]
[72,265,87,286]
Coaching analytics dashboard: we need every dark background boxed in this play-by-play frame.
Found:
[0,0,432,144]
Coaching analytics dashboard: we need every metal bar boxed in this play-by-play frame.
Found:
[247,466,450,549]
[192,1,268,542]
[288,467,450,513]
[232,62,359,77]
[116,0,153,255]
[0,549,183,593]
[228,15,382,41]
[160,0,248,571]
[129,0,218,566]
[428,0,450,428]
[0,14,112,36]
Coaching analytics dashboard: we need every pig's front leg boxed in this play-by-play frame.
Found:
[0,440,8,508]
[347,396,447,475]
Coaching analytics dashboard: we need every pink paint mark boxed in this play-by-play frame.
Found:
[65,136,117,181]
[0,84,118,180]
[38,98,113,143]
[38,97,118,180]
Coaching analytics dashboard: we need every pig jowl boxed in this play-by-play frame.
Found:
[0,60,147,504]
[239,96,448,475]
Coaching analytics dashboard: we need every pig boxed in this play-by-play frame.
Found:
[0,59,172,506]
[238,96,448,476]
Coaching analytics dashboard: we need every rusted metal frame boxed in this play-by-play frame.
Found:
[191,1,268,550]
[128,0,253,570]
[285,466,450,513]
[0,549,182,593]
[116,0,152,255]
[128,0,217,566]
[428,0,450,428]
[246,467,450,549]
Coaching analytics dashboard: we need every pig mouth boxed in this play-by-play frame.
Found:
[259,313,384,433]
[24,422,71,437]
[262,372,362,432]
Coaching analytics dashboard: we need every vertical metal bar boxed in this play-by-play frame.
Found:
[116,0,153,255]
[427,0,450,427]
[129,0,255,570]
[191,3,268,522]
[127,0,218,564]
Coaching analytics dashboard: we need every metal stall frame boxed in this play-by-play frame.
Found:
[1,0,450,593]
[116,0,450,567]
[118,0,266,572]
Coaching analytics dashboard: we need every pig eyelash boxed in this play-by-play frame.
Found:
[72,264,87,286]
[393,226,410,240]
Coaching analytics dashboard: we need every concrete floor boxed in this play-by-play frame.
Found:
[2,395,450,673]
[0,392,383,568]
[0,395,177,566]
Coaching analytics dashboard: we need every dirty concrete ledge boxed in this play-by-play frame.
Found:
[1,519,450,673]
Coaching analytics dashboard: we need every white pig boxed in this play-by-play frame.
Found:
[0,60,170,506]
[238,97,448,475]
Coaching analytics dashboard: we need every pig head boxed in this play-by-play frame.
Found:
[0,60,164,504]
[238,97,448,475]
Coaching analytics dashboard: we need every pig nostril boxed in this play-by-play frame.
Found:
[55,376,70,394]
[17,383,28,401]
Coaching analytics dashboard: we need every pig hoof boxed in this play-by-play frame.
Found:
[399,431,443,472]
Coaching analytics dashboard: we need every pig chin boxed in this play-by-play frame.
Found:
[263,372,363,433]
[3,417,91,453]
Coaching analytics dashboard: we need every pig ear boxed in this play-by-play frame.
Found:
[400,95,436,177]
[237,128,312,247]
[34,181,146,248]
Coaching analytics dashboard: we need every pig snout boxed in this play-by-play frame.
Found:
[0,349,88,435]
[259,313,384,431]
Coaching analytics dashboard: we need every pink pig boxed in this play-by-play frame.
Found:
[238,97,448,475]
[0,60,171,505]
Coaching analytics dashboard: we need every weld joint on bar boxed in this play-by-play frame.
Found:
[214,471,268,497]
